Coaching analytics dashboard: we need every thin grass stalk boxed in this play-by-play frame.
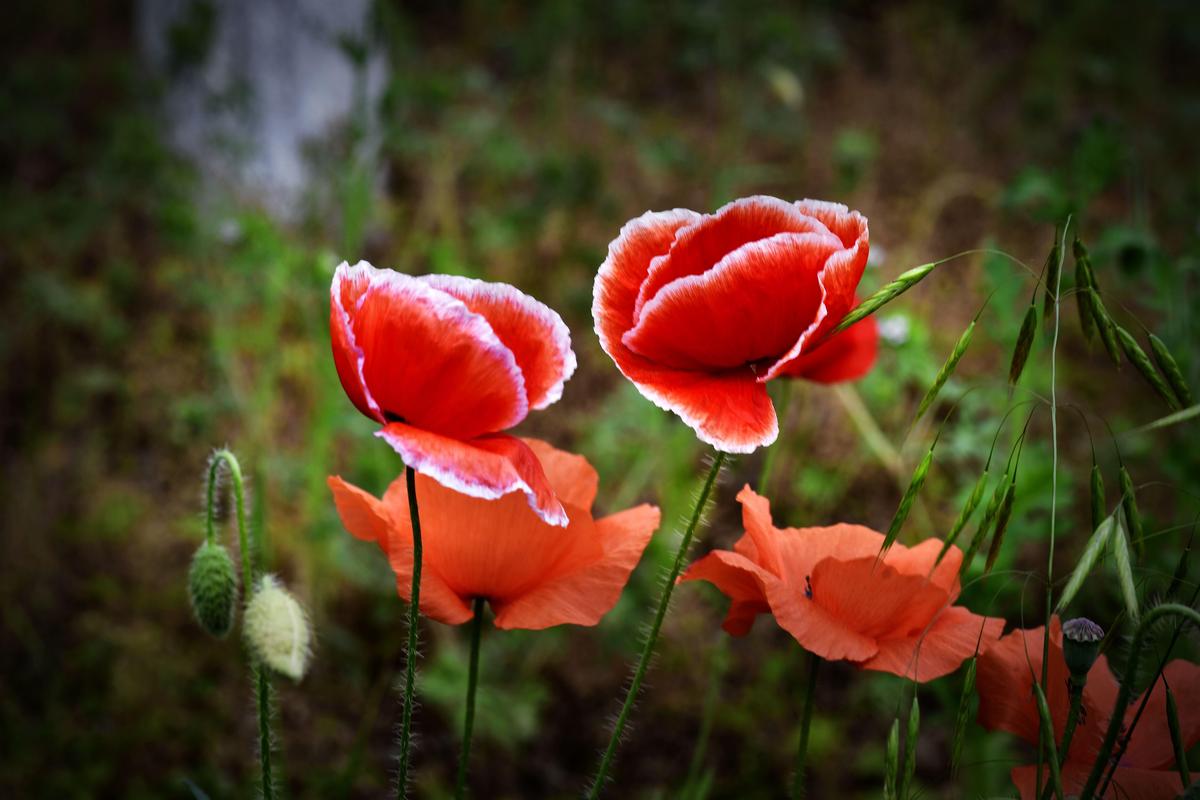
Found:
[950,658,976,778]
[790,651,821,799]
[901,695,919,799]
[682,636,728,797]
[1039,680,1084,800]
[882,441,935,556]
[913,318,977,426]
[1167,683,1190,787]
[831,262,937,335]
[885,719,900,800]
[587,451,726,798]
[1034,683,1064,800]
[397,465,424,798]
[1079,604,1200,799]
[1148,333,1194,406]
[455,597,486,800]
[935,471,988,569]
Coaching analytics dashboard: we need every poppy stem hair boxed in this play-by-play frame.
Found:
[455,597,485,800]
[790,650,821,799]
[587,451,726,798]
[202,449,275,799]
[397,465,424,798]
[1077,603,1200,799]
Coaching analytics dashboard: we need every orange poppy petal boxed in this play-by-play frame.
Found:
[327,475,473,625]
[335,261,527,439]
[523,438,599,511]
[860,606,1004,682]
[775,315,878,384]
[763,574,878,662]
[419,274,576,410]
[681,549,775,636]
[879,536,963,596]
[1011,762,1185,800]
[632,196,836,322]
[376,423,568,526]
[976,619,1072,747]
[1120,658,1200,769]
[330,263,384,422]
[623,231,841,370]
[810,555,950,641]
[492,504,661,630]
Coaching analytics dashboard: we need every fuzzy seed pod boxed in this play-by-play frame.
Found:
[1116,326,1180,410]
[915,320,976,425]
[189,541,237,638]
[1009,304,1038,386]
[244,575,313,681]
[1061,617,1104,681]
[883,443,934,554]
[1148,333,1194,407]
[1119,466,1144,559]
[1088,289,1122,366]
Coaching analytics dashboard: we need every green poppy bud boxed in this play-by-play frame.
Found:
[188,540,237,638]
[1061,617,1104,682]
[244,575,313,681]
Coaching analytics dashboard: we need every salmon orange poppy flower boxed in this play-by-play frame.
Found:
[331,261,577,526]
[593,196,879,453]
[681,486,1003,681]
[328,439,661,630]
[976,617,1200,799]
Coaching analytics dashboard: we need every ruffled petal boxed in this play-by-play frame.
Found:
[775,315,879,384]
[419,274,576,410]
[492,504,661,630]
[633,196,836,322]
[976,620,1072,747]
[763,575,878,662]
[593,210,778,452]
[861,606,1004,682]
[809,556,951,641]
[523,438,599,512]
[878,536,962,597]
[335,261,527,439]
[376,423,568,526]
[623,231,842,370]
[327,475,473,625]
[762,205,870,381]
[681,549,775,636]
[330,261,384,422]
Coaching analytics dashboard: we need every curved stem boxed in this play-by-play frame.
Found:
[1079,604,1200,799]
[207,449,252,590]
[790,651,821,799]
[397,465,424,798]
[455,597,485,800]
[587,451,726,798]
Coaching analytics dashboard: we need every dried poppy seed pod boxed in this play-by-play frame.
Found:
[188,540,237,638]
[244,575,313,681]
[1061,617,1104,682]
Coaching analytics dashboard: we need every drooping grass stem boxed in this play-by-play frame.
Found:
[790,651,820,799]
[587,451,726,798]
[1079,604,1200,799]
[397,465,424,798]
[455,597,485,800]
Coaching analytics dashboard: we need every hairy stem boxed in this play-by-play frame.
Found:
[455,598,485,800]
[207,449,253,589]
[587,451,726,798]
[1080,604,1200,799]
[790,651,821,799]
[397,466,424,798]
[258,666,275,800]
[1039,681,1083,800]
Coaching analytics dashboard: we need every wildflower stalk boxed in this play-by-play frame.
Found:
[1033,683,1064,800]
[790,651,820,799]
[203,449,275,799]
[398,465,424,798]
[682,636,729,796]
[1080,604,1200,798]
[455,597,486,800]
[588,451,726,798]
[1167,684,1190,788]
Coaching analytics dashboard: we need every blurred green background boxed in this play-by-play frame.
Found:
[2,1,1199,797]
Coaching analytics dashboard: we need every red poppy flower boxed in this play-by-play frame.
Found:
[328,439,661,630]
[976,617,1200,799]
[680,486,1003,681]
[331,262,577,526]
[593,196,879,453]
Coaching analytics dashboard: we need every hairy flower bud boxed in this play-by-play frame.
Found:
[1062,617,1104,681]
[244,575,313,681]
[188,541,237,638]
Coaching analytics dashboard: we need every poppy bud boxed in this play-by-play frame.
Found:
[188,541,237,638]
[244,575,313,681]
[1061,617,1104,681]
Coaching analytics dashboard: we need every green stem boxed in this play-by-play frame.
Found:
[258,666,275,800]
[455,597,485,800]
[790,652,820,799]
[206,449,252,589]
[682,636,728,794]
[587,451,726,798]
[397,465,424,798]
[1040,681,1083,800]
[1079,604,1200,799]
